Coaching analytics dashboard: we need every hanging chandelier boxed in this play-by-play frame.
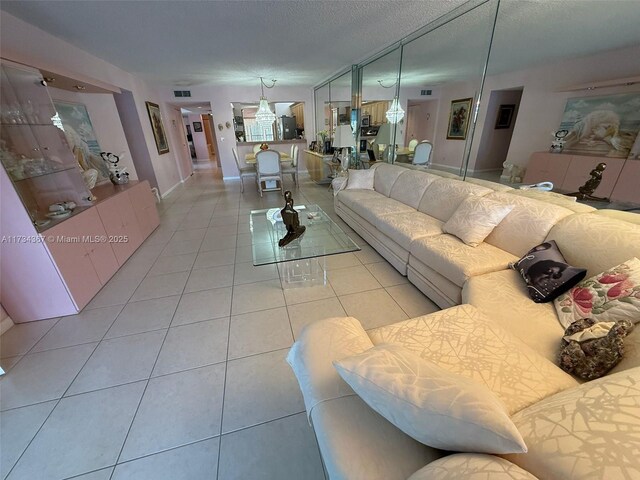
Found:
[255,77,277,128]
[377,79,405,124]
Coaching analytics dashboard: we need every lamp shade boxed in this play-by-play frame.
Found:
[386,97,405,124]
[333,124,354,148]
[255,97,276,127]
[375,122,393,145]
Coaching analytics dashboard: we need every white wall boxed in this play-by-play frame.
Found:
[48,88,138,180]
[1,12,182,195]
[160,85,314,179]
[186,114,210,160]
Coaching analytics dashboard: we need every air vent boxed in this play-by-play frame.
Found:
[173,90,192,98]
[420,89,432,96]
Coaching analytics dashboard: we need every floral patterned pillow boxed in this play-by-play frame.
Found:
[554,257,640,329]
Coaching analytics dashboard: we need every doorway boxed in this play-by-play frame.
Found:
[473,87,523,175]
[202,114,221,168]
[405,99,438,145]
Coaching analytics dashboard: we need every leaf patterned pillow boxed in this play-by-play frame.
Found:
[554,257,640,328]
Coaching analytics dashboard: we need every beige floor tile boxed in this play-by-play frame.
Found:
[200,234,237,252]
[193,248,236,269]
[105,296,180,339]
[282,283,336,305]
[385,283,440,318]
[339,288,409,330]
[184,265,234,292]
[228,307,293,360]
[147,253,197,277]
[327,265,382,296]
[353,243,385,264]
[169,228,207,243]
[130,271,189,302]
[287,297,347,338]
[222,349,304,433]
[172,287,232,326]
[365,261,409,287]
[233,261,279,285]
[0,317,58,358]
[324,252,361,270]
[231,280,285,315]
[152,317,229,376]
[161,238,203,256]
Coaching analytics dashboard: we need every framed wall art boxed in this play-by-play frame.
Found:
[446,97,472,140]
[361,115,371,127]
[145,101,169,154]
[192,121,203,132]
[495,104,516,129]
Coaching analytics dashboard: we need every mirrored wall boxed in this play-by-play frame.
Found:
[314,0,640,207]
[232,101,305,143]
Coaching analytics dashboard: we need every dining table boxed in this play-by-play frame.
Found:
[244,151,291,164]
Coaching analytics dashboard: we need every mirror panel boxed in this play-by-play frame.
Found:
[398,0,498,175]
[231,101,305,143]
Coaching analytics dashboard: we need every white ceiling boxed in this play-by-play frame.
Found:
[2,0,639,89]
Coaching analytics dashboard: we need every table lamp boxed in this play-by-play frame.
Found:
[333,124,355,170]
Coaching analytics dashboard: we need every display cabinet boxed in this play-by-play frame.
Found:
[0,60,93,231]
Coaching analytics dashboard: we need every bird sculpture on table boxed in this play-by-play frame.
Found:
[568,162,609,202]
[278,191,306,247]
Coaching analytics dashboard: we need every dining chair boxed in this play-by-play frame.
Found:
[408,139,419,151]
[290,144,296,160]
[252,144,262,154]
[232,147,256,193]
[412,141,433,166]
[255,149,283,197]
[282,145,300,187]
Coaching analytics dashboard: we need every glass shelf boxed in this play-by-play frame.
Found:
[12,165,78,182]
[1,122,55,127]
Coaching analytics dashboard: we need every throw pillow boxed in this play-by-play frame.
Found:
[510,240,587,303]
[345,169,375,190]
[442,195,514,247]
[333,343,527,454]
[554,257,640,328]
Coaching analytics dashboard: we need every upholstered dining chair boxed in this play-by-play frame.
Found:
[232,148,256,193]
[408,139,419,151]
[255,149,283,196]
[252,144,262,154]
[282,145,300,187]
[412,141,433,166]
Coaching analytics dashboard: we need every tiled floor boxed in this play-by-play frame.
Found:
[0,169,438,480]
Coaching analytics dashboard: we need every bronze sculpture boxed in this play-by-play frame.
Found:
[278,191,306,247]
[568,162,609,202]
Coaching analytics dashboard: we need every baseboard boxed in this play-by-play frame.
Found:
[466,167,503,174]
[161,181,181,198]
[0,315,15,336]
[429,163,464,175]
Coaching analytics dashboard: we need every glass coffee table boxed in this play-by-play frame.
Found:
[249,204,360,287]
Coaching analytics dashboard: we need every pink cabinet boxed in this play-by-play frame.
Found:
[523,152,572,187]
[96,190,143,265]
[128,183,160,238]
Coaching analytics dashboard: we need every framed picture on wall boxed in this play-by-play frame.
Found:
[446,97,472,140]
[192,121,203,132]
[495,104,516,129]
[361,115,371,127]
[145,101,170,154]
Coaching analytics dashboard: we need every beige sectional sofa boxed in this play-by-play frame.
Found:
[288,162,640,479]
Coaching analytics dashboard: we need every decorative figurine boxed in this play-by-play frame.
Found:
[550,129,569,153]
[260,143,269,151]
[278,191,306,247]
[568,162,609,201]
[101,151,130,185]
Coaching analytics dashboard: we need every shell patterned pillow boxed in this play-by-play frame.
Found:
[554,257,640,329]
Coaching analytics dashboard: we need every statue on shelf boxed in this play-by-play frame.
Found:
[278,191,306,247]
[568,162,609,202]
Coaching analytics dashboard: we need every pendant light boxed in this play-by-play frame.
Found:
[255,77,277,128]
[377,79,405,124]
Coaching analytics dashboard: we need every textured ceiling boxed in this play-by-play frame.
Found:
[2,0,639,89]
[0,0,467,87]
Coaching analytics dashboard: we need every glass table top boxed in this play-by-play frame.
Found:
[249,204,360,266]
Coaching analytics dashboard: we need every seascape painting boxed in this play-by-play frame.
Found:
[559,93,640,158]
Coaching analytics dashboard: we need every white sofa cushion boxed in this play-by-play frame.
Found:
[483,192,574,257]
[507,189,595,213]
[349,197,415,226]
[410,234,518,288]
[443,195,514,247]
[388,170,440,209]
[504,367,640,480]
[368,304,578,414]
[376,211,443,251]
[418,179,493,222]
[337,189,386,211]
[462,269,565,363]
[373,163,407,197]
[346,168,375,190]
[335,344,527,454]
[546,213,640,278]
[408,454,537,480]
[465,177,515,192]
[286,316,373,416]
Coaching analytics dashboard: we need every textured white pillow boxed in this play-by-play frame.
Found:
[345,169,375,190]
[443,195,514,246]
[408,454,537,480]
[334,344,527,454]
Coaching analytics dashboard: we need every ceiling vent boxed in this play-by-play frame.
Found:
[420,90,432,96]
[173,90,192,98]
